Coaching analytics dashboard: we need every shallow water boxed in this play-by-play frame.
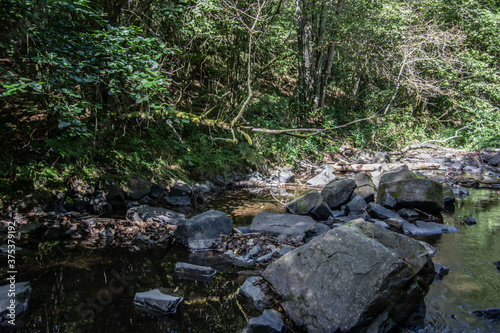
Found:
[3,189,500,332]
[422,189,500,332]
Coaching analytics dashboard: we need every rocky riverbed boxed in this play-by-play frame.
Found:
[2,147,500,332]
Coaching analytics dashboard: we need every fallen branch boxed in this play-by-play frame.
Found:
[329,162,441,173]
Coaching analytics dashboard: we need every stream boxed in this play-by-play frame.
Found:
[3,189,500,332]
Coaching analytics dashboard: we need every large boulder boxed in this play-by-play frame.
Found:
[377,179,444,214]
[250,212,317,238]
[126,205,186,225]
[262,220,434,333]
[320,178,357,209]
[286,190,332,220]
[175,210,233,251]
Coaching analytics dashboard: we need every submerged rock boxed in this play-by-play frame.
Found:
[263,220,434,332]
[433,262,450,279]
[464,216,477,226]
[175,262,216,281]
[175,210,233,251]
[134,289,183,315]
[473,308,500,321]
[401,220,459,236]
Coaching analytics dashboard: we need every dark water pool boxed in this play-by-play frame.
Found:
[3,189,500,332]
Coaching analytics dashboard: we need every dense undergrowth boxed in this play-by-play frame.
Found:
[1,0,500,201]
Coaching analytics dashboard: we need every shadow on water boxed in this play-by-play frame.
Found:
[421,189,500,332]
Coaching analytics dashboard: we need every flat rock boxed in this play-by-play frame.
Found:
[175,262,216,281]
[250,212,317,238]
[305,169,336,186]
[134,289,183,314]
[378,165,415,187]
[126,205,186,225]
[401,220,459,236]
[344,195,367,215]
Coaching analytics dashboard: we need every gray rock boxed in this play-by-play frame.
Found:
[305,223,330,242]
[123,176,151,200]
[175,262,216,281]
[99,176,125,208]
[354,173,376,202]
[99,227,115,239]
[134,289,183,314]
[366,202,399,219]
[285,190,332,220]
[250,212,317,238]
[378,193,397,209]
[452,187,469,197]
[344,195,368,215]
[244,245,262,261]
[370,219,390,229]
[489,153,500,166]
[377,179,444,214]
[126,205,186,225]
[88,193,113,216]
[272,169,295,184]
[223,250,255,267]
[149,184,164,199]
[463,165,482,174]
[164,196,191,207]
[320,178,357,209]
[134,234,154,248]
[0,282,31,329]
[418,241,437,257]
[305,169,336,186]
[242,309,286,333]
[450,162,464,171]
[432,157,452,163]
[166,182,192,197]
[398,208,420,219]
[238,277,273,311]
[279,245,293,256]
[237,226,251,234]
[401,220,459,236]
[433,262,450,279]
[43,225,61,240]
[176,210,233,251]
[443,186,456,205]
[262,220,434,332]
[378,165,415,187]
[255,253,274,264]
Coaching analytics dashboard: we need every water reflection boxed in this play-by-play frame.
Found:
[423,190,500,332]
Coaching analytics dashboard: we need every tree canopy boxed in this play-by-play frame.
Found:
[1,0,500,195]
